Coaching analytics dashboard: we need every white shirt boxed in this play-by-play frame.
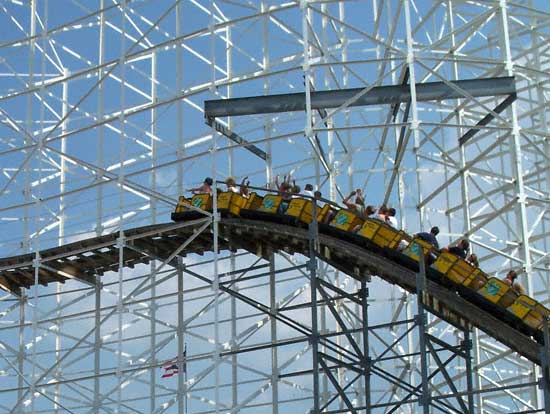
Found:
[304,190,314,197]
[386,216,398,228]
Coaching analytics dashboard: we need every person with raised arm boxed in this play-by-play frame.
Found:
[239,176,250,198]
[343,189,366,218]
[275,175,292,213]
[188,177,213,195]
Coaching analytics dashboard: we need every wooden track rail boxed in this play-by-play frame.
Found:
[0,217,543,365]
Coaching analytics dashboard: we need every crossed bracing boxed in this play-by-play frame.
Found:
[0,216,543,413]
[0,216,544,365]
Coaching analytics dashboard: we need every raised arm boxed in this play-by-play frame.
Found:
[240,177,249,196]
[343,191,356,209]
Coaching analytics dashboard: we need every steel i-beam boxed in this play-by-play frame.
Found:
[204,77,516,118]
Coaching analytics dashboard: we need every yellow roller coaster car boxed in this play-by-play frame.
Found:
[330,209,363,232]
[477,277,519,308]
[508,295,542,328]
[285,198,331,224]
[190,194,212,211]
[432,252,487,289]
[172,187,550,344]
[175,196,191,214]
[218,192,248,216]
[403,237,437,262]
[258,194,283,214]
[244,192,263,210]
[358,219,408,250]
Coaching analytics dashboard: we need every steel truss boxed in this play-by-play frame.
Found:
[0,1,549,413]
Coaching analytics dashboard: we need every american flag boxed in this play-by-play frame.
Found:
[162,348,187,378]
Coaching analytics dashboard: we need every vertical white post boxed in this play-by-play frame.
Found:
[212,116,220,414]
[116,2,127,413]
[499,0,538,409]
[338,3,352,193]
[54,66,69,414]
[32,2,48,411]
[302,1,313,148]
[498,0,532,291]
[96,0,106,236]
[59,68,69,245]
[150,49,158,412]
[302,3,321,413]
[320,2,336,204]
[93,2,106,411]
[173,8,189,412]
[23,0,37,255]
[226,25,234,177]
[447,2,481,411]
[209,3,220,414]
[261,0,273,187]
[319,5,334,406]
[403,1,423,409]
[176,1,183,195]
[224,21,240,414]
[260,6,277,411]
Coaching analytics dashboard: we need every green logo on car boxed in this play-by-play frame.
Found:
[263,198,275,210]
[486,280,500,296]
[408,242,422,257]
[335,212,348,226]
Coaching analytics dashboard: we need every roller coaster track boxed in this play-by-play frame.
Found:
[0,217,543,366]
